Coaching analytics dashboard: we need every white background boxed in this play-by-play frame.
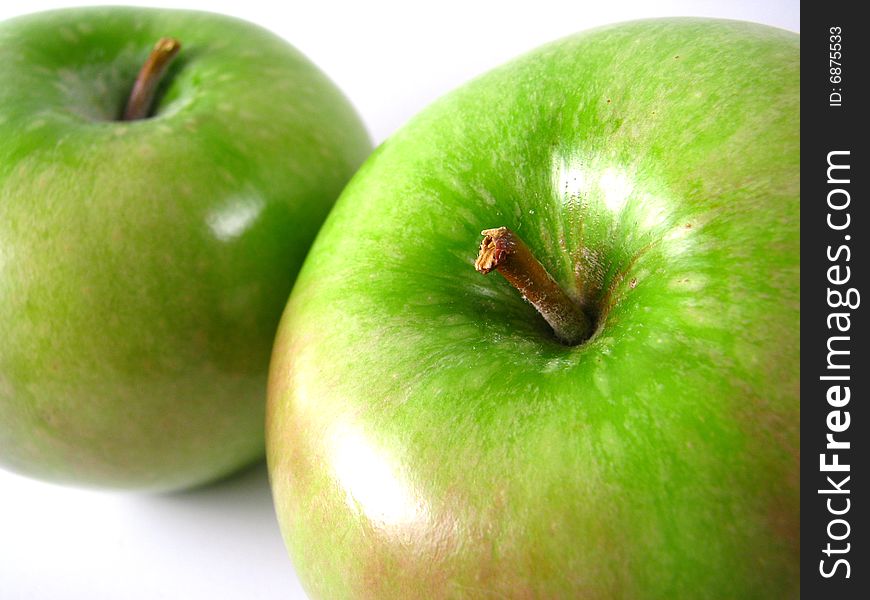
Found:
[0,1,799,599]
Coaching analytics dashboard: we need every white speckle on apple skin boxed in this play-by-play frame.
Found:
[636,195,669,230]
[218,170,237,184]
[178,182,194,198]
[58,27,78,44]
[238,110,256,122]
[682,305,724,329]
[668,274,708,293]
[592,365,611,399]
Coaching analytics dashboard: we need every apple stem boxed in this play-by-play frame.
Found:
[122,37,181,121]
[475,227,592,345]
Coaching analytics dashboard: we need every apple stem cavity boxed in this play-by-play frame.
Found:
[475,227,591,345]
[122,37,181,121]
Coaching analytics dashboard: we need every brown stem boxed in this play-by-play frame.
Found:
[122,37,181,121]
[475,227,592,345]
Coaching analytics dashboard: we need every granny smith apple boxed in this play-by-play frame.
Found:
[267,18,799,598]
[0,7,370,491]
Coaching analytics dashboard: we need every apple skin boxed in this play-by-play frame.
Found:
[0,7,370,491]
[267,19,799,599]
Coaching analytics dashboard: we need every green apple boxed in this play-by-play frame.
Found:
[267,18,799,598]
[0,7,370,491]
